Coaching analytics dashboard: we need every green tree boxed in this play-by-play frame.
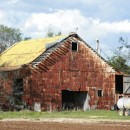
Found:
[108,37,130,74]
[116,37,130,63]
[55,31,62,36]
[46,28,62,37]
[46,28,54,37]
[0,25,22,53]
[108,56,130,74]
[24,36,31,41]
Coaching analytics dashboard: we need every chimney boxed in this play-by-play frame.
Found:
[96,38,99,53]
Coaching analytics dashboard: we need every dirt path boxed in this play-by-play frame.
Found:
[0,118,130,130]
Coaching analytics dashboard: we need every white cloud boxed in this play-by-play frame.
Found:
[0,0,130,59]
[96,20,130,33]
[81,0,104,5]
[84,19,130,40]
[0,11,3,19]
[23,9,130,58]
[24,10,86,36]
[0,10,6,24]
[7,0,18,4]
[24,9,130,38]
[1,8,129,58]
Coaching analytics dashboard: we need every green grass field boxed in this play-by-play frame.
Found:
[0,110,130,120]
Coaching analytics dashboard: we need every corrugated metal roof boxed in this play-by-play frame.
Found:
[0,35,66,69]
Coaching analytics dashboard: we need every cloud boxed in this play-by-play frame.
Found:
[81,0,104,5]
[0,11,3,19]
[7,0,18,4]
[23,9,130,58]
[24,9,130,38]
[96,20,130,33]
[85,19,130,38]
[0,10,7,24]
[24,10,87,37]
[1,6,130,58]
[0,0,130,59]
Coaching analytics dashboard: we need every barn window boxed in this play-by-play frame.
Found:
[72,42,78,51]
[98,90,103,97]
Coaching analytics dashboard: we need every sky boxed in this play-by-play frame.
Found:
[0,0,130,58]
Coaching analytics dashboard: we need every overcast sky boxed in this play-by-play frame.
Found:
[1,0,130,58]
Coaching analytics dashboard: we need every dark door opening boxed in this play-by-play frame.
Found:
[62,90,89,110]
[115,75,123,94]
[13,78,24,110]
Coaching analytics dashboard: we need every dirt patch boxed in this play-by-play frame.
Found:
[0,118,130,130]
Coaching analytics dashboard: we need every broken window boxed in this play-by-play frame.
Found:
[72,42,78,51]
[98,90,103,97]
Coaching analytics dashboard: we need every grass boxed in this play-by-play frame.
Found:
[0,110,130,120]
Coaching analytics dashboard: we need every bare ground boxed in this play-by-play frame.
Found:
[0,118,130,130]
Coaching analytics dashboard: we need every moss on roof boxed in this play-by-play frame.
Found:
[0,35,66,69]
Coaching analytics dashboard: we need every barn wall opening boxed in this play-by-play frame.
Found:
[115,75,123,94]
[62,90,90,111]
[97,90,103,97]
[13,78,24,110]
[72,42,78,51]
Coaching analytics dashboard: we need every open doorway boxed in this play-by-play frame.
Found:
[115,75,123,94]
[62,90,90,111]
[13,78,24,110]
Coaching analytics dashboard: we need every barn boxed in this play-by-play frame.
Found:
[0,33,127,111]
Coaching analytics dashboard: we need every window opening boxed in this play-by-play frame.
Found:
[98,90,103,97]
[72,42,78,51]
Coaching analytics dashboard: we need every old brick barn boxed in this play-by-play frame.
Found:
[0,33,127,111]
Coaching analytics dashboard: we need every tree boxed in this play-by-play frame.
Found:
[116,37,130,63]
[24,36,31,41]
[108,56,130,74]
[108,37,130,74]
[0,25,23,53]
[55,31,62,36]
[46,28,54,37]
[46,28,62,37]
